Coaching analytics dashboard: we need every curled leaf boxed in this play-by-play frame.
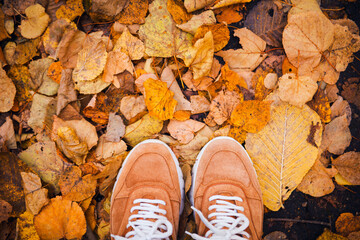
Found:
[20,4,50,39]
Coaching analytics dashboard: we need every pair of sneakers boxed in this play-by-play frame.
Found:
[110,137,263,240]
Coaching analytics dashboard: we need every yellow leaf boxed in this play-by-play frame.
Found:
[117,0,148,25]
[20,4,50,39]
[230,100,271,133]
[7,65,34,107]
[245,102,322,211]
[184,31,214,80]
[167,0,192,24]
[114,27,145,60]
[4,38,40,65]
[144,78,177,120]
[17,211,40,240]
[123,114,163,147]
[211,0,251,9]
[103,50,133,88]
[138,0,193,60]
[73,39,108,82]
[316,228,348,240]
[56,0,84,21]
[254,68,273,100]
[220,63,248,92]
[174,110,191,121]
[74,74,111,94]
[34,196,86,240]
[177,10,216,34]
[97,220,110,240]
[334,173,355,186]
[0,67,16,112]
[59,166,97,202]
[307,89,331,123]
[193,23,230,52]
[228,126,247,144]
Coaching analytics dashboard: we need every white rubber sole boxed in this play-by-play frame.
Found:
[111,139,185,215]
[189,136,254,207]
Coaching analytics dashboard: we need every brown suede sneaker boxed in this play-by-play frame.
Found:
[110,140,184,240]
[187,137,263,240]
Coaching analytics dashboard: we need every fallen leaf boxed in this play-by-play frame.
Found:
[228,126,247,144]
[74,74,111,94]
[349,231,360,240]
[245,102,322,211]
[0,67,16,112]
[144,78,177,120]
[138,0,193,60]
[0,8,9,41]
[333,152,360,185]
[120,95,147,121]
[177,10,216,34]
[20,172,49,215]
[7,65,35,107]
[123,114,163,147]
[211,0,251,9]
[42,19,72,58]
[95,136,127,160]
[57,69,77,115]
[264,231,288,240]
[0,153,25,217]
[161,67,192,111]
[282,57,298,75]
[167,0,192,24]
[28,94,56,133]
[113,27,145,60]
[220,63,248,92]
[18,138,69,192]
[214,4,243,25]
[56,29,86,69]
[2,0,36,16]
[297,159,337,197]
[217,28,267,71]
[56,0,84,21]
[335,212,360,237]
[307,88,331,123]
[117,0,148,24]
[105,113,125,142]
[244,0,288,47]
[330,97,351,122]
[4,38,40,65]
[278,73,318,107]
[168,119,205,144]
[193,23,230,52]
[230,100,271,133]
[17,211,40,240]
[103,50,133,88]
[97,220,110,240]
[34,196,86,240]
[205,90,242,126]
[190,95,210,114]
[282,11,334,73]
[59,166,96,202]
[184,31,214,80]
[0,200,12,223]
[29,58,59,96]
[320,114,351,155]
[0,117,16,149]
[317,228,347,240]
[341,77,360,109]
[47,61,64,84]
[135,73,158,94]
[20,4,50,39]
[184,0,216,12]
[87,0,128,21]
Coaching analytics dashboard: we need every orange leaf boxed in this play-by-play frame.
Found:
[193,23,230,52]
[167,0,192,24]
[335,213,360,237]
[214,4,243,24]
[307,89,331,123]
[117,0,149,25]
[220,63,248,92]
[47,61,64,84]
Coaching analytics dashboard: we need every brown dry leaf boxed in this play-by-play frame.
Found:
[56,29,86,69]
[177,10,216,34]
[167,0,192,24]
[0,117,17,150]
[103,50,133,88]
[317,228,347,240]
[105,113,125,142]
[333,152,360,185]
[0,8,9,41]
[123,114,163,147]
[56,0,84,21]
[264,231,288,240]
[217,28,267,71]
[211,0,251,9]
[193,23,230,52]
[184,0,216,12]
[117,0,148,25]
[320,114,351,155]
[168,119,205,144]
[144,78,177,121]
[114,27,144,61]
[20,4,50,39]
[230,100,271,133]
[120,95,147,121]
[43,19,72,58]
[184,31,214,80]
[214,4,243,25]
[307,89,331,123]
[34,196,86,240]
[190,95,210,114]
[17,211,40,240]
[331,97,351,122]
[138,0,193,60]
[220,63,248,92]
[297,159,337,197]
[205,90,243,126]
[74,74,110,94]
[59,166,96,202]
[349,232,360,240]
[4,38,40,65]
[57,69,77,115]
[56,126,89,165]
[7,65,35,107]
[21,172,49,215]
[282,11,334,73]
[161,67,192,112]
[95,136,127,160]
[335,213,360,237]
[278,73,318,107]
[0,153,25,217]
[87,0,128,21]
[28,94,56,133]
[0,67,16,112]
[341,77,360,109]
[29,58,59,96]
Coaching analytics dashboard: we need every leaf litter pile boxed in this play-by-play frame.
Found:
[0,0,360,239]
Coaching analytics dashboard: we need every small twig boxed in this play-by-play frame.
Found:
[267,218,331,227]
[321,7,345,11]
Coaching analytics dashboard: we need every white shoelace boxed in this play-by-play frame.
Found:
[186,195,250,240]
[111,199,173,240]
